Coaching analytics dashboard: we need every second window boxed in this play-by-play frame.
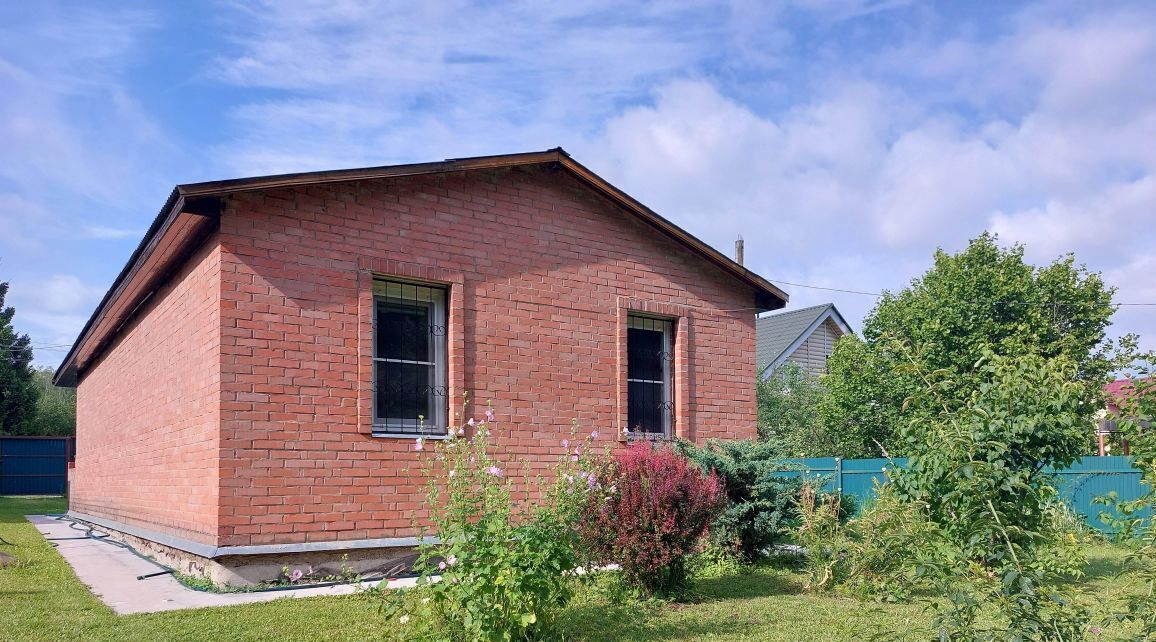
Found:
[627,315,674,436]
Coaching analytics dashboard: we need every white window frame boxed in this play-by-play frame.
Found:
[626,315,674,438]
[371,279,448,437]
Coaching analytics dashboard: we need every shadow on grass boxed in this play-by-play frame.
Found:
[559,569,803,642]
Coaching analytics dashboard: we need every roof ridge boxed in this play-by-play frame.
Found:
[760,302,831,318]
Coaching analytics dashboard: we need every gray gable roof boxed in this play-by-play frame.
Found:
[756,303,851,376]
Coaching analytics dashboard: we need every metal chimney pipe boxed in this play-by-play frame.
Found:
[735,236,744,266]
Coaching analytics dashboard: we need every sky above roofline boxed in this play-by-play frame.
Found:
[2,0,1154,368]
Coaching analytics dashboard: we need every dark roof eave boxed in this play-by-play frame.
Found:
[52,188,185,386]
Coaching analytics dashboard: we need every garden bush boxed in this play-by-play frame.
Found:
[579,443,726,599]
[796,483,942,601]
[675,438,805,562]
[381,413,604,641]
[798,349,1097,640]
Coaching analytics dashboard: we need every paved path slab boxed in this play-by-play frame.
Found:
[27,515,416,615]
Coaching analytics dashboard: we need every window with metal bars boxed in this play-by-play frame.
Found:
[627,315,674,436]
[372,280,448,436]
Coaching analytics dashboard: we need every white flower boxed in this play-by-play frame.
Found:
[399,615,410,625]
[422,597,430,604]
[448,469,456,478]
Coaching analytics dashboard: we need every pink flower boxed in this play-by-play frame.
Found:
[289,569,303,582]
[447,554,457,566]
[484,408,494,422]
[591,430,599,439]
[467,417,476,427]
[438,561,446,571]
[587,475,597,490]
[414,438,424,451]
[486,466,504,477]
[561,439,570,449]
[571,454,579,462]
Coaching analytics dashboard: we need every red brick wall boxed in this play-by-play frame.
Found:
[215,166,759,546]
[72,237,221,544]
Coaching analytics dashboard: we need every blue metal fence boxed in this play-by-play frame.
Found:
[774,455,1149,532]
[0,436,72,496]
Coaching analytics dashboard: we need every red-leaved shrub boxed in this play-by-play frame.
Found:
[579,443,727,597]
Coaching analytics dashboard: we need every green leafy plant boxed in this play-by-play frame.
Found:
[380,414,603,641]
[795,483,940,601]
[893,349,1092,639]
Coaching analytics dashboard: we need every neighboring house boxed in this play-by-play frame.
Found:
[756,303,851,379]
[1097,377,1152,456]
[53,148,788,584]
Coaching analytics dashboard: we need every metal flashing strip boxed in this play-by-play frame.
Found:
[67,511,435,559]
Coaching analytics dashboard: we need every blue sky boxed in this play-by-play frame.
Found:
[2,0,1155,367]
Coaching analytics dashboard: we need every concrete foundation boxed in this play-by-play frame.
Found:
[68,513,421,587]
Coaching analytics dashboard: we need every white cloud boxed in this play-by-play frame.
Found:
[4,0,1155,367]
[0,6,167,365]
[576,4,1156,352]
[30,275,104,315]
[82,226,145,240]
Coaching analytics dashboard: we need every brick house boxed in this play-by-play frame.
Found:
[54,148,787,584]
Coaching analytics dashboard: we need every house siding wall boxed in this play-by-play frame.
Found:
[71,237,222,544]
[786,318,843,376]
[214,165,759,546]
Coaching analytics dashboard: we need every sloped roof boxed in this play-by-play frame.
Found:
[1105,377,1152,399]
[54,148,788,386]
[756,303,850,376]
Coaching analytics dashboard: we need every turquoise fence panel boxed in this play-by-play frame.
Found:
[840,458,905,508]
[1047,457,1149,531]
[772,455,1148,533]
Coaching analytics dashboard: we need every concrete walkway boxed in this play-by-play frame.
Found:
[27,515,416,615]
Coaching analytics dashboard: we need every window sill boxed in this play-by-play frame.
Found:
[623,432,672,443]
[371,431,451,440]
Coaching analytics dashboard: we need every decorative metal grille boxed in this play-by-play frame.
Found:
[372,280,448,435]
[627,315,674,436]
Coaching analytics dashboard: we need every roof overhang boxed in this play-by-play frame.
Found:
[54,148,787,386]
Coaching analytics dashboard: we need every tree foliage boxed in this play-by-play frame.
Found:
[0,281,38,435]
[824,233,1130,455]
[26,368,76,436]
[892,349,1088,564]
[755,362,833,456]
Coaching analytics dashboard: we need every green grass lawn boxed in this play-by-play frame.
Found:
[0,496,1143,641]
